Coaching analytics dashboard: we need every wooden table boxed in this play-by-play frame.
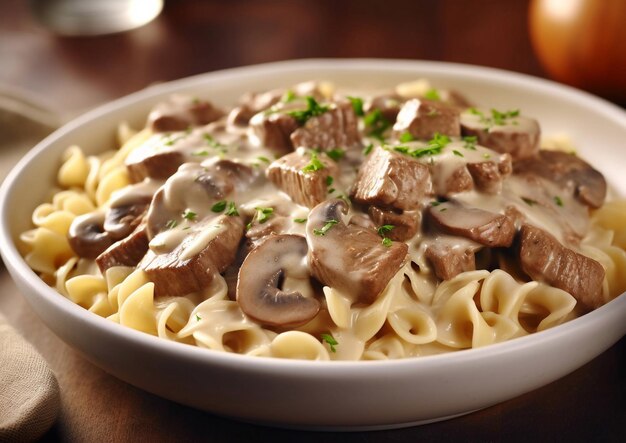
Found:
[1,1,624,441]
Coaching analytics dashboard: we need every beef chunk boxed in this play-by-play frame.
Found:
[513,150,606,208]
[425,241,477,280]
[306,199,408,304]
[126,148,185,183]
[466,155,512,194]
[351,146,432,211]
[266,150,338,208]
[147,95,224,132]
[141,215,244,297]
[519,224,605,309]
[96,223,149,273]
[442,166,474,195]
[250,112,299,154]
[368,206,420,241]
[393,99,461,140]
[290,101,361,151]
[460,109,540,160]
[427,203,516,247]
[364,94,404,122]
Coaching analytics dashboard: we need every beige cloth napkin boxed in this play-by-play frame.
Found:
[0,314,60,442]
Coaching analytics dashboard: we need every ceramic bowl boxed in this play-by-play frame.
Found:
[1,59,625,430]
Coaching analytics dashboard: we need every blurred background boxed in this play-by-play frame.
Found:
[2,0,624,118]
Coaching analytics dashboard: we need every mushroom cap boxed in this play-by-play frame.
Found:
[236,234,320,328]
[68,212,113,259]
[104,196,151,240]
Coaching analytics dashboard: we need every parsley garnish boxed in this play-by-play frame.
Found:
[302,152,325,173]
[313,219,339,236]
[294,218,307,223]
[321,333,338,352]
[257,156,271,164]
[491,108,520,125]
[364,108,391,140]
[203,133,227,150]
[424,88,441,101]
[382,237,393,247]
[282,90,296,103]
[453,150,464,157]
[463,135,477,150]
[211,201,227,213]
[362,143,374,156]
[192,149,210,156]
[554,196,564,207]
[182,209,197,221]
[165,219,178,230]
[399,132,415,143]
[377,224,395,236]
[522,197,537,206]
[254,207,274,224]
[347,96,364,116]
[225,201,239,216]
[483,153,491,159]
[195,314,202,321]
[326,176,334,186]
[431,201,441,207]
[326,148,345,162]
[287,96,329,125]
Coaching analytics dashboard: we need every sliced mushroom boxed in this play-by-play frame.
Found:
[104,196,152,240]
[68,212,114,259]
[237,234,320,328]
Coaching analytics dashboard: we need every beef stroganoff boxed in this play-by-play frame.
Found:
[20,80,626,360]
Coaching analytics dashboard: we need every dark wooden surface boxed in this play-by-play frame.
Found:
[0,0,624,441]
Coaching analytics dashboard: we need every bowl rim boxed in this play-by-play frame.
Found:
[1,58,625,373]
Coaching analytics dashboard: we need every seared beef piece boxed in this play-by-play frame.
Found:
[364,94,404,122]
[290,101,361,151]
[460,109,540,160]
[466,155,512,194]
[513,150,606,208]
[425,241,477,280]
[519,224,605,309]
[96,223,149,273]
[250,112,300,154]
[147,96,224,132]
[351,146,432,211]
[442,166,474,195]
[228,89,284,126]
[393,99,461,140]
[306,199,408,304]
[141,215,244,297]
[266,150,338,208]
[126,149,186,183]
[427,203,516,247]
[369,206,420,241]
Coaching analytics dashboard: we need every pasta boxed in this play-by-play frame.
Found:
[20,80,626,361]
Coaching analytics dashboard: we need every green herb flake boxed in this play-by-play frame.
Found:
[377,224,395,237]
[257,156,271,164]
[325,176,334,186]
[255,207,274,224]
[439,207,447,212]
[165,219,178,230]
[394,146,410,154]
[326,148,345,162]
[294,218,307,223]
[382,237,393,247]
[195,314,202,321]
[192,150,210,156]
[281,90,296,103]
[399,132,415,143]
[424,88,441,101]
[211,200,227,213]
[453,150,464,157]
[463,135,477,150]
[522,197,537,206]
[302,152,325,173]
[225,201,239,216]
[328,188,335,194]
[483,153,492,159]
[182,209,197,221]
[362,143,374,156]
[347,96,364,116]
[554,196,564,207]
[431,201,441,207]
[364,108,391,140]
[287,96,329,125]
[313,219,339,236]
[321,333,338,352]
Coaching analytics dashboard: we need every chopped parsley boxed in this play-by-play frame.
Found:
[211,200,227,213]
[192,149,210,156]
[453,150,464,157]
[362,143,374,156]
[257,156,271,164]
[522,197,537,206]
[165,219,178,230]
[399,131,415,143]
[554,196,564,207]
[254,207,274,224]
[293,218,307,223]
[325,176,334,186]
[393,146,410,154]
[182,209,197,221]
[281,90,296,103]
[321,333,338,352]
[463,135,477,150]
[431,201,441,207]
[302,152,325,173]
[328,188,335,194]
[347,96,364,116]
[491,108,520,125]
[377,224,395,236]
[287,96,329,125]
[483,153,491,159]
[439,207,447,212]
[203,133,227,151]
[195,314,202,321]
[326,148,345,162]
[424,88,441,101]
[225,201,239,216]
[382,237,393,247]
[313,219,339,236]
[364,108,391,140]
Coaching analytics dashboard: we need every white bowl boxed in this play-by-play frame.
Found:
[1,59,625,430]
